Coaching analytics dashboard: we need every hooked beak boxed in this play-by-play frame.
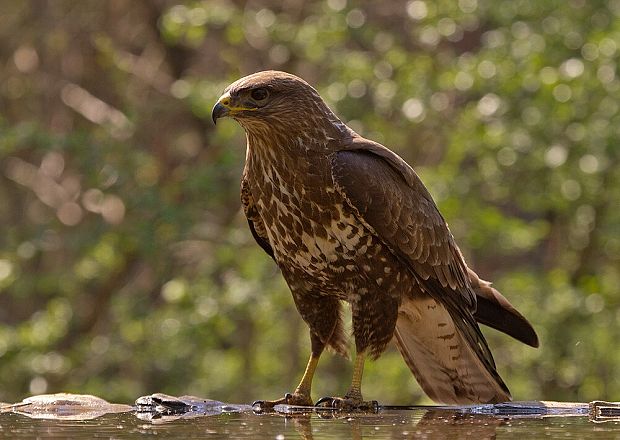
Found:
[211,100,229,125]
[212,91,259,124]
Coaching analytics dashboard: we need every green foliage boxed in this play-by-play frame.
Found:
[0,0,618,404]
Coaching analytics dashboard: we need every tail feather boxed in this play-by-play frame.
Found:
[394,295,511,404]
[469,268,539,348]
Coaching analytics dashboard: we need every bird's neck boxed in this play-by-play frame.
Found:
[245,131,312,176]
[246,119,350,159]
[242,97,350,151]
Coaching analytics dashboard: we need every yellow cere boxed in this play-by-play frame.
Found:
[219,93,257,113]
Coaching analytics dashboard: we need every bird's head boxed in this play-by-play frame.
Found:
[212,71,344,141]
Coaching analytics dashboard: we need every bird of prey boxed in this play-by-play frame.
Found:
[212,71,538,410]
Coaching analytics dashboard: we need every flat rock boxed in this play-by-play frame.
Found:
[134,393,252,422]
[2,393,132,420]
[441,400,590,417]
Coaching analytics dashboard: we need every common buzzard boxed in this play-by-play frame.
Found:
[212,71,538,410]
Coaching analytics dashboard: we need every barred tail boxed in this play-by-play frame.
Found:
[394,295,511,404]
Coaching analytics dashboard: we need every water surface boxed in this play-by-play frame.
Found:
[2,394,620,439]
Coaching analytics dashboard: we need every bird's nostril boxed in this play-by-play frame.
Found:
[221,98,230,106]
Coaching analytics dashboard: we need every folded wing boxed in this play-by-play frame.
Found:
[330,139,537,403]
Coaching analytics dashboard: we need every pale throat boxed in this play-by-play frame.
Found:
[244,126,333,203]
[245,126,329,163]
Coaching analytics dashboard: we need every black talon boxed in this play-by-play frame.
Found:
[362,400,380,413]
[315,397,336,408]
[252,400,267,413]
[284,393,293,403]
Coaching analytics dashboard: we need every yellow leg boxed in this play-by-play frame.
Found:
[346,351,366,400]
[316,350,377,411]
[294,354,320,397]
[253,353,319,410]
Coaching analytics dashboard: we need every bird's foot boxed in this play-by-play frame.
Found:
[315,396,379,413]
[252,392,313,413]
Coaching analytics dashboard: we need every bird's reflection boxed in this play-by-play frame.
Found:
[273,407,503,440]
[409,410,503,440]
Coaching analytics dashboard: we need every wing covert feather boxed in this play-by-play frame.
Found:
[330,144,474,309]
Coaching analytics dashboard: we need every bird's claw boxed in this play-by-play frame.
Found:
[252,392,313,413]
[251,400,267,413]
[315,396,337,408]
[315,396,379,412]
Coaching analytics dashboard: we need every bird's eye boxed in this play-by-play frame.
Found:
[251,88,269,101]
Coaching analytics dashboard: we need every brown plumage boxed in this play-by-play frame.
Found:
[212,71,538,409]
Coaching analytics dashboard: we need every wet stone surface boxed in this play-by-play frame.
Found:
[1,394,620,438]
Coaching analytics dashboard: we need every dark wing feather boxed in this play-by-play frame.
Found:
[241,172,274,260]
[331,138,539,348]
[330,140,474,310]
[469,268,539,347]
[330,141,513,402]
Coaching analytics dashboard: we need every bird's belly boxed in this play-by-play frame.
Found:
[258,192,398,297]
